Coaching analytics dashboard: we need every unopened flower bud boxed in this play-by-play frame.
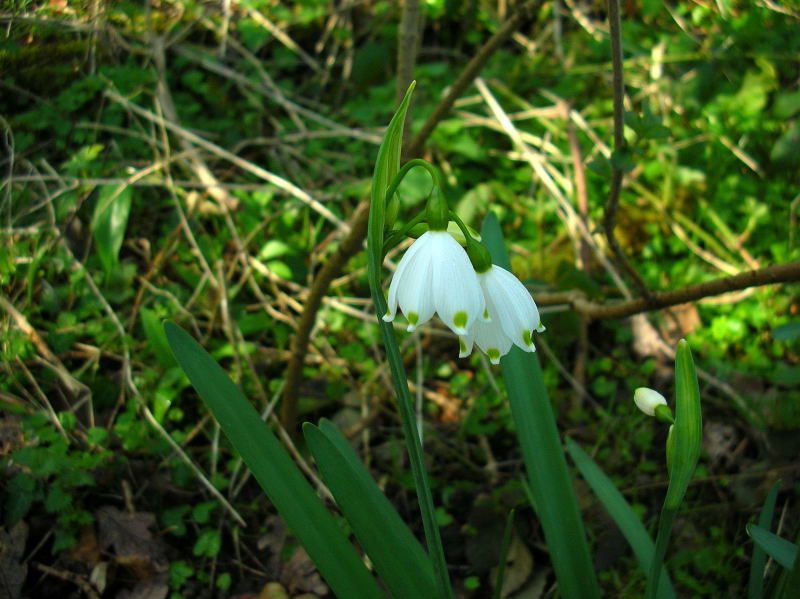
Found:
[634,387,668,417]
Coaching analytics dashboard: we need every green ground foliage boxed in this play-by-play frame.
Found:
[1,1,799,598]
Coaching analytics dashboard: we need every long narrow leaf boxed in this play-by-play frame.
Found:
[748,481,781,599]
[480,212,600,599]
[164,322,384,599]
[304,420,437,599]
[566,437,676,599]
[747,524,798,570]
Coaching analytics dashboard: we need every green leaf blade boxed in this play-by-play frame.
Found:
[305,420,437,599]
[91,184,132,276]
[163,322,384,599]
[481,212,600,599]
[748,481,781,599]
[567,438,676,599]
[747,524,798,570]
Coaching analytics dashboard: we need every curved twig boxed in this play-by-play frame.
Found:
[537,260,800,320]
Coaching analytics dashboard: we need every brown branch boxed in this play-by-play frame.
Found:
[280,202,370,429]
[395,0,421,107]
[603,0,651,300]
[537,260,800,320]
[279,1,546,432]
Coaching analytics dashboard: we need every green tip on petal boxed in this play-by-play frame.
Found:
[453,311,468,330]
[407,312,419,326]
[482,308,490,321]
[458,338,467,353]
[487,348,501,363]
[522,330,533,347]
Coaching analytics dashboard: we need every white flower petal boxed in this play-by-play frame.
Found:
[458,335,474,358]
[466,318,514,364]
[384,233,428,322]
[478,266,542,352]
[396,236,437,330]
[429,233,484,335]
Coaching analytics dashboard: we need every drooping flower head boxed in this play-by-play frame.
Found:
[458,263,545,363]
[383,230,485,336]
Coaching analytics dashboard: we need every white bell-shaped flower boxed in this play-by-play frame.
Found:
[383,231,485,335]
[633,387,668,417]
[459,265,544,363]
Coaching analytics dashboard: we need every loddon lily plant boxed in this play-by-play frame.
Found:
[156,83,783,599]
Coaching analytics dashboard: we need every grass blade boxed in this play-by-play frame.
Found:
[566,437,676,599]
[164,322,384,599]
[304,420,437,599]
[480,212,600,599]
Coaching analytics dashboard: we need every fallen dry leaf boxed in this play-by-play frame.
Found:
[280,547,328,596]
[96,506,167,580]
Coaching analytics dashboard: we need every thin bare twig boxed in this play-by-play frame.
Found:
[603,0,651,299]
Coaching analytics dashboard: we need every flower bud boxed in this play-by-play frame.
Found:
[634,387,668,417]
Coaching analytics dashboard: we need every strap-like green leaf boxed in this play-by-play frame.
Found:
[304,420,437,599]
[664,339,702,510]
[480,212,600,599]
[163,322,384,599]
[567,438,676,599]
[748,481,781,599]
[648,341,703,599]
[747,524,798,570]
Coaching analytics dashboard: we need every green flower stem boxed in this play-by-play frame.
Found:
[447,209,473,241]
[648,508,677,599]
[384,158,443,218]
[367,84,454,599]
[382,211,427,256]
[449,210,491,273]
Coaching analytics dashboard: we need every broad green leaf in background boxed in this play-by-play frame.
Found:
[91,184,132,276]
[164,322,384,599]
[304,419,437,599]
[566,438,676,599]
[773,322,800,342]
[481,211,600,599]
[140,307,175,368]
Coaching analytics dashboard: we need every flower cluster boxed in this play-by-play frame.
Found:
[383,230,544,364]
